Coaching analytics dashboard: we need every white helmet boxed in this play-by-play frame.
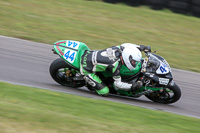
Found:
[121,44,142,70]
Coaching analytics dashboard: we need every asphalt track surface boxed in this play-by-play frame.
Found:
[0,35,200,119]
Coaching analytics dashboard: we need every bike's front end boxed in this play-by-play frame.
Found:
[140,52,181,104]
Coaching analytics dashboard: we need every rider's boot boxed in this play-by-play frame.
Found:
[83,74,109,96]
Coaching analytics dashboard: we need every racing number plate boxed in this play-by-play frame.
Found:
[63,49,77,63]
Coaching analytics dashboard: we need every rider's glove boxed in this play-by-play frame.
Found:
[144,46,151,52]
[139,45,151,52]
[131,81,143,90]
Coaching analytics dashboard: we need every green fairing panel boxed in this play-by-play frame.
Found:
[53,40,90,69]
[117,90,133,96]
[117,86,163,96]
[120,62,141,76]
[139,86,162,92]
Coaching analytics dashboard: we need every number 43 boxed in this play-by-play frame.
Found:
[64,50,75,61]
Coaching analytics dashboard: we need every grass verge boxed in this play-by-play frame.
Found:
[0,0,200,72]
[0,82,200,133]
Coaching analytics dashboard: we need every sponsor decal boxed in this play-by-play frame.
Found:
[163,59,171,72]
[150,74,154,77]
[82,52,89,68]
[144,73,154,77]
[124,71,134,73]
[159,78,169,85]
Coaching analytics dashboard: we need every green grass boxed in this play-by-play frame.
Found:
[0,82,199,133]
[0,0,200,72]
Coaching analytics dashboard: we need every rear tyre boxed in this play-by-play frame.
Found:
[49,58,85,87]
[145,83,181,104]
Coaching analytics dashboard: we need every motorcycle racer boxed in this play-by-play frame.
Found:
[80,43,151,96]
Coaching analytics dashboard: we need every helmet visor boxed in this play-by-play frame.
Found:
[129,55,139,68]
[130,60,136,68]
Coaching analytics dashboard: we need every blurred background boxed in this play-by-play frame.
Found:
[0,0,199,72]
[100,0,200,17]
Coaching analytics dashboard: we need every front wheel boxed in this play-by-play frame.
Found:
[145,83,181,104]
[49,58,85,88]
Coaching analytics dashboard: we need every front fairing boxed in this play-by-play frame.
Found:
[149,53,172,75]
[145,53,173,86]
[156,61,170,74]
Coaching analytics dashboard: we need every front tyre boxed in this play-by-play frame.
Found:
[145,83,181,104]
[49,58,85,87]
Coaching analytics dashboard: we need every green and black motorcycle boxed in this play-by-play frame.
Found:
[50,40,181,104]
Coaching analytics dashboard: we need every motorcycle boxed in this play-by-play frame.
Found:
[50,40,181,104]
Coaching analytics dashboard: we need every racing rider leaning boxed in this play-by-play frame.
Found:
[80,43,151,96]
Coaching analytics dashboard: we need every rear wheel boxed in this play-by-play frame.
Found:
[49,58,85,87]
[145,83,181,104]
